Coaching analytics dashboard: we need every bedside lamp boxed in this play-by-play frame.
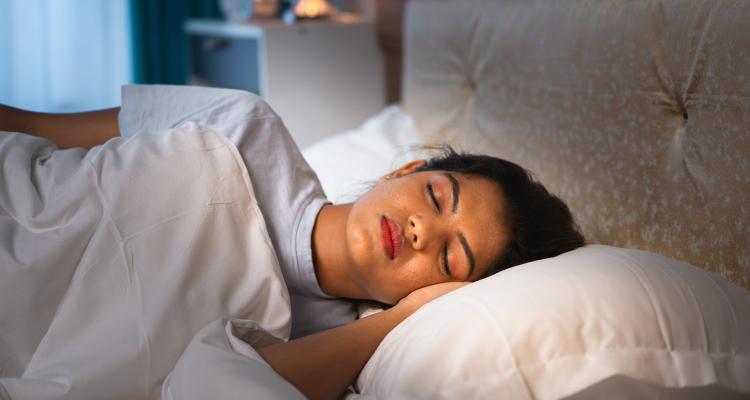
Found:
[293,0,334,19]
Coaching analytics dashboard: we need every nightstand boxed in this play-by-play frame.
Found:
[185,15,385,149]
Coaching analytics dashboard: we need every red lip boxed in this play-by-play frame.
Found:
[381,216,404,260]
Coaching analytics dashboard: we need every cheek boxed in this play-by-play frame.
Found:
[345,182,416,266]
[359,180,420,215]
[345,213,371,265]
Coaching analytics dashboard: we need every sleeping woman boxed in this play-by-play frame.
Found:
[0,85,584,399]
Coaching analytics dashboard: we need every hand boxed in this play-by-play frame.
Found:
[394,281,470,316]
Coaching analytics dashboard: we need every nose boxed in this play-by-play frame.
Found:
[407,214,446,251]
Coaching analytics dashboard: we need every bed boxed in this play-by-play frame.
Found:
[300,0,750,398]
[1,0,748,399]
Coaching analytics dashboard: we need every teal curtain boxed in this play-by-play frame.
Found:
[130,0,221,84]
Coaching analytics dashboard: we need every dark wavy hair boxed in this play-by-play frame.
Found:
[414,145,585,278]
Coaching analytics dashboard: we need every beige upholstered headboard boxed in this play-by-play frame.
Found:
[402,0,750,289]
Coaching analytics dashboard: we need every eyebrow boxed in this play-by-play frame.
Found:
[458,233,476,279]
[443,172,476,279]
[443,172,459,213]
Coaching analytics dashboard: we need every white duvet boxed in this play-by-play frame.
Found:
[0,123,301,399]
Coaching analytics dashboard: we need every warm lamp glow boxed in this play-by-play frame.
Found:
[293,0,333,18]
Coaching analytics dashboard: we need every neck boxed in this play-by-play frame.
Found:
[312,203,361,299]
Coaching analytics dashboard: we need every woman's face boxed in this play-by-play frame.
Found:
[344,161,510,304]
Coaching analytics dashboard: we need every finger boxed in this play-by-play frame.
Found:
[439,281,470,290]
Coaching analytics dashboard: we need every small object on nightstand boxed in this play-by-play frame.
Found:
[254,0,279,18]
[220,0,279,22]
[282,8,297,25]
[293,0,334,19]
[282,0,335,25]
[218,0,253,22]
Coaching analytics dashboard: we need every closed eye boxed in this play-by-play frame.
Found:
[427,183,441,212]
[442,244,450,276]
[428,183,450,276]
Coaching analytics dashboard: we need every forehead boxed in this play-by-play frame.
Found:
[432,171,510,277]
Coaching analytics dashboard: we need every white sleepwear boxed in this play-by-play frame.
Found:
[119,85,358,338]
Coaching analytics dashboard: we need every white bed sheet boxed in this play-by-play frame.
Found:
[0,122,294,399]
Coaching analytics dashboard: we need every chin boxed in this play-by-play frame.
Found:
[371,285,406,306]
[371,293,398,306]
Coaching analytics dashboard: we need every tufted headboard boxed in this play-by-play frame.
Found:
[401,0,750,289]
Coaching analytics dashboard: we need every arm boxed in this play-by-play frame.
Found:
[0,104,120,149]
[257,282,468,400]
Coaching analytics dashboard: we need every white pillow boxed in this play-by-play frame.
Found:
[301,105,423,203]
[355,245,750,399]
